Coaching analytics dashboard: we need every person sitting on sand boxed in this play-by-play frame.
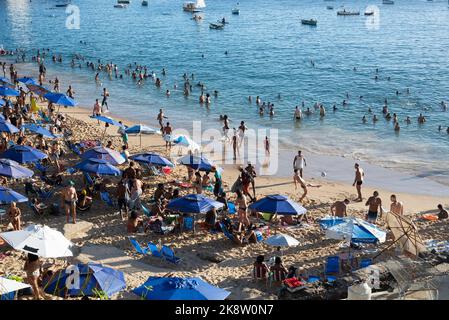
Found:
[154,183,165,202]
[78,189,93,208]
[437,204,448,220]
[390,195,403,215]
[270,257,288,282]
[24,253,42,300]
[216,192,229,212]
[8,201,22,230]
[194,172,203,194]
[293,169,307,202]
[365,191,382,223]
[253,255,269,280]
[127,210,143,233]
[331,199,350,217]
[31,198,48,216]
[204,208,217,229]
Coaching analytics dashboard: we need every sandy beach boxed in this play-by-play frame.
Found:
[0,102,447,300]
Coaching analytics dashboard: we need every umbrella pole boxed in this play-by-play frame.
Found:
[102,127,107,142]
[140,133,142,147]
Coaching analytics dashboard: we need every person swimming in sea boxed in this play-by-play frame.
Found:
[394,122,400,132]
[333,104,338,112]
[362,115,367,123]
[294,106,302,120]
[373,114,378,122]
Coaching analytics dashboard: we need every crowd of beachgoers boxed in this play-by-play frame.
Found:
[0,48,448,300]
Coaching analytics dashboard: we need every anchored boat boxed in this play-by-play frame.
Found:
[337,9,360,16]
[301,19,317,26]
[209,22,224,30]
[183,0,206,12]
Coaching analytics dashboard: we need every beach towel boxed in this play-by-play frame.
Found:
[422,214,438,221]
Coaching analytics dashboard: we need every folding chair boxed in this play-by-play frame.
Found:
[324,256,340,282]
[183,216,194,232]
[161,245,182,264]
[129,237,149,255]
[147,242,164,259]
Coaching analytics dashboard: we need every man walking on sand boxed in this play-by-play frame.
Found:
[62,180,78,224]
[293,150,307,178]
[352,163,364,202]
[365,191,382,223]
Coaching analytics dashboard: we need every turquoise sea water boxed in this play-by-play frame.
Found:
[1,0,449,188]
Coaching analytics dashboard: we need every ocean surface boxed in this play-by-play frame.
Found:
[1,0,449,192]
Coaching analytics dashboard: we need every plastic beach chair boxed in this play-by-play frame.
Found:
[148,242,164,259]
[183,216,194,231]
[227,202,237,214]
[34,162,49,175]
[161,245,182,264]
[219,222,235,242]
[141,204,152,217]
[100,191,114,207]
[129,238,149,255]
[83,172,94,186]
[324,256,340,282]
[359,258,373,269]
[37,188,54,202]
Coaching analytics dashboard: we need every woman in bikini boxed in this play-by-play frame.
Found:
[24,253,42,300]
[236,190,250,226]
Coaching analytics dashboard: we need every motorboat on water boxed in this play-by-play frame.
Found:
[209,22,224,30]
[118,0,131,3]
[142,0,148,6]
[232,8,240,14]
[382,0,394,4]
[364,11,374,15]
[337,9,360,16]
[301,19,317,26]
[183,0,206,12]
[55,2,70,7]
[327,5,334,9]
[114,4,128,8]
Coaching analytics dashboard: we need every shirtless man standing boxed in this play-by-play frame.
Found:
[365,191,382,223]
[157,109,167,131]
[8,202,22,230]
[390,194,404,215]
[330,199,350,217]
[352,163,364,202]
[62,181,78,224]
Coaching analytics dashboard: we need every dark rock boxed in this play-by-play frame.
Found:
[197,252,225,263]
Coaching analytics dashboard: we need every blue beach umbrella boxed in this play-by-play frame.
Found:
[129,152,174,167]
[0,120,19,134]
[125,124,159,134]
[324,217,386,244]
[0,159,34,179]
[0,77,8,83]
[74,158,121,176]
[81,146,125,165]
[92,115,124,127]
[43,263,126,298]
[0,86,19,97]
[177,154,214,171]
[44,92,77,107]
[22,123,58,139]
[249,194,307,216]
[133,277,230,300]
[16,77,36,85]
[1,145,48,164]
[167,194,224,214]
[26,84,50,96]
[0,186,28,204]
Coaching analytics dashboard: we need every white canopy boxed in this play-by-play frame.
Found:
[0,277,31,295]
[0,224,73,258]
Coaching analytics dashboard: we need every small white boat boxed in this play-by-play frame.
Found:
[183,0,206,12]
[114,4,127,8]
[142,0,148,6]
[382,0,394,4]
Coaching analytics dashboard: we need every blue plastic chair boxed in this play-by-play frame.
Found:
[37,188,54,201]
[219,222,235,242]
[183,216,194,231]
[100,191,114,207]
[129,238,149,255]
[83,172,94,186]
[324,256,340,282]
[161,245,182,264]
[35,162,48,174]
[307,275,320,283]
[148,242,164,258]
[360,258,373,269]
[228,202,237,214]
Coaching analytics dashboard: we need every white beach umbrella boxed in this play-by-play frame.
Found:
[0,225,73,258]
[0,277,31,295]
[265,233,300,247]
